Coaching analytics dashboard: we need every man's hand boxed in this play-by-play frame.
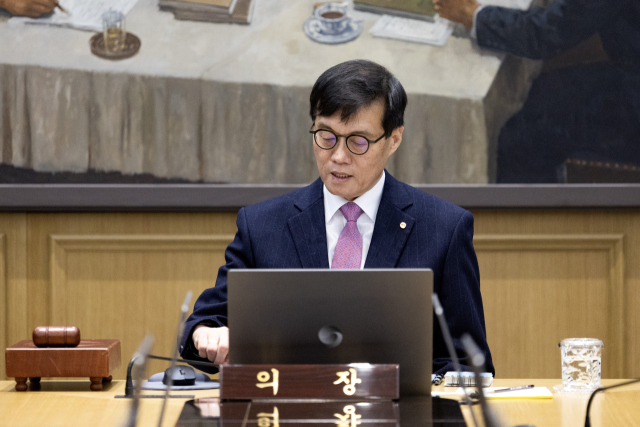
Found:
[0,0,57,17]
[433,0,480,29]
[192,325,229,364]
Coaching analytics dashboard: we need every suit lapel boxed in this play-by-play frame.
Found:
[287,178,330,268]
[365,173,415,268]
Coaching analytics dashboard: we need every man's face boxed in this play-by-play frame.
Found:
[313,101,403,201]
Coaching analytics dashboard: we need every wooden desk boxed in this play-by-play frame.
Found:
[0,380,216,427]
[1,379,638,426]
[435,379,640,427]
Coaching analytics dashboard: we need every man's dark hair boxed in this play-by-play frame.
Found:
[309,60,408,138]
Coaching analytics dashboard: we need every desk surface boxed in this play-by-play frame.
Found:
[1,379,639,426]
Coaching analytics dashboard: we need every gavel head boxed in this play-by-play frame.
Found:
[32,326,81,347]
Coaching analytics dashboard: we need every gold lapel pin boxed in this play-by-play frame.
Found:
[400,222,406,229]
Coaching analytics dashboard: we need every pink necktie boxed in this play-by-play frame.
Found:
[331,202,364,269]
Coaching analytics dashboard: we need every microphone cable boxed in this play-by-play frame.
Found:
[147,354,219,369]
[584,378,640,427]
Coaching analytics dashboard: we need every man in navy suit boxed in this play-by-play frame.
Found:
[434,0,639,69]
[180,60,494,377]
[434,0,640,182]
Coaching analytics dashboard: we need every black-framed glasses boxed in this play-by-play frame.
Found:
[310,124,386,155]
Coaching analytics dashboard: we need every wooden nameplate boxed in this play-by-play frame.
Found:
[220,364,399,400]
[5,339,121,391]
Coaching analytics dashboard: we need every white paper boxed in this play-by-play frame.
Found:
[474,386,553,399]
[9,0,139,32]
[434,386,553,399]
[370,14,454,47]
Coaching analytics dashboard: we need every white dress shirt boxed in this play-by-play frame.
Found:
[324,171,386,269]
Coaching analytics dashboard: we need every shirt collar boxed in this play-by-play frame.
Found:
[323,171,386,224]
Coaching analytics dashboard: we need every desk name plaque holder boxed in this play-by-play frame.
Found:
[183,364,469,427]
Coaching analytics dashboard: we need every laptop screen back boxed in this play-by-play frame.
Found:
[228,269,433,395]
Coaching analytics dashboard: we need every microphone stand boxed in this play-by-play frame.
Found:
[432,294,480,427]
[157,291,192,427]
[124,335,154,427]
[125,355,141,397]
[585,378,640,427]
[460,334,505,427]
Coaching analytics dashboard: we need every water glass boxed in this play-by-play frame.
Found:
[102,11,126,53]
[554,338,603,394]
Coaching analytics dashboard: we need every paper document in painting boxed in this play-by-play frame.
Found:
[9,0,139,32]
[370,14,454,46]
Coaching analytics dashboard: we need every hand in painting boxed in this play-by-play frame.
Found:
[0,0,57,17]
[433,0,480,29]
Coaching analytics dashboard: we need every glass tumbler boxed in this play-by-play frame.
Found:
[102,10,126,53]
[553,338,604,394]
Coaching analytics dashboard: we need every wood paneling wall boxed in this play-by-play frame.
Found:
[1,209,639,380]
[475,234,624,379]
[0,214,27,383]
[2,213,237,380]
[473,210,640,380]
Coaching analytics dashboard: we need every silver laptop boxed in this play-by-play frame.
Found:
[228,269,433,396]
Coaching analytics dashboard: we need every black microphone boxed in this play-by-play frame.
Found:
[584,378,640,427]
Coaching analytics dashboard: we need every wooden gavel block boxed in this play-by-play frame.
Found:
[5,327,121,392]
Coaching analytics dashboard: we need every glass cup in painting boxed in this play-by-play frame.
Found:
[553,338,603,394]
[102,11,126,53]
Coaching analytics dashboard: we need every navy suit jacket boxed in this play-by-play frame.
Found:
[180,172,494,377]
[477,0,640,74]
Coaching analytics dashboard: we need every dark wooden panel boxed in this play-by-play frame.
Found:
[1,184,640,211]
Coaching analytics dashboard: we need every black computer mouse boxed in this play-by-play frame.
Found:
[162,365,197,386]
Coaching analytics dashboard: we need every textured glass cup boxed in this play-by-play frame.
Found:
[553,338,603,394]
[102,11,126,53]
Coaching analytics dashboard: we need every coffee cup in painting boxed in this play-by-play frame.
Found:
[315,2,351,35]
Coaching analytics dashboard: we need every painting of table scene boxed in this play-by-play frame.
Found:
[1,0,638,184]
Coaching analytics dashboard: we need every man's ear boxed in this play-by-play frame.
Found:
[388,126,404,155]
